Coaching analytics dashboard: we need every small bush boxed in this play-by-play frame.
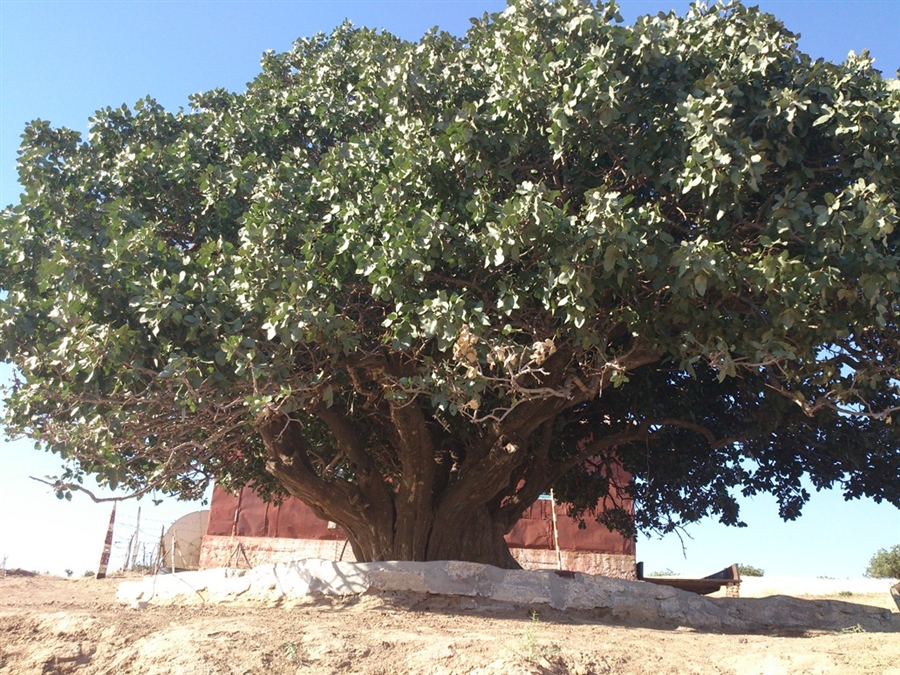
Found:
[131,563,157,575]
[648,568,676,577]
[737,564,764,577]
[508,611,561,665]
[64,569,73,577]
[865,545,900,578]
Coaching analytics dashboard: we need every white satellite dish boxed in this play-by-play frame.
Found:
[161,510,210,571]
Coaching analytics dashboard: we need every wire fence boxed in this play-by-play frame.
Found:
[95,506,206,575]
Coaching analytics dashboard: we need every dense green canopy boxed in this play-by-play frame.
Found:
[2,0,898,566]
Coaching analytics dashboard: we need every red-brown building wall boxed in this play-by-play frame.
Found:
[200,483,635,577]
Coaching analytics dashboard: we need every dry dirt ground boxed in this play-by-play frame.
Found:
[1,570,897,675]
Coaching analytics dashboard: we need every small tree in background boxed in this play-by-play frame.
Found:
[737,564,764,577]
[865,545,900,579]
[1,0,899,567]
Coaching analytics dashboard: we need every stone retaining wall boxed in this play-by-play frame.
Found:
[117,559,894,633]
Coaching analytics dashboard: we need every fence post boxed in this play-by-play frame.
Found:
[96,503,117,579]
[129,506,142,570]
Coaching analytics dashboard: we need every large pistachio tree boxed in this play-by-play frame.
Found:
[2,0,898,567]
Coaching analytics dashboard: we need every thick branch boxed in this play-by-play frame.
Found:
[389,399,438,557]
[259,413,392,555]
[497,422,651,527]
[311,400,396,525]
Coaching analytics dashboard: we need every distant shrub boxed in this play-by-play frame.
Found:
[738,564,764,577]
[64,569,73,577]
[648,568,676,577]
[131,563,157,575]
[865,545,900,579]
[82,570,95,577]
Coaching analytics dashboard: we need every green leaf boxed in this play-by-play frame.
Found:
[693,274,708,297]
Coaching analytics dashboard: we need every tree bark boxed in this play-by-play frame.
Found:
[330,499,520,569]
[260,410,524,568]
[425,503,520,569]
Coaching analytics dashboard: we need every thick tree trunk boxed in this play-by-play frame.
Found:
[260,412,523,568]
[425,505,520,569]
[314,508,518,568]
[337,505,519,569]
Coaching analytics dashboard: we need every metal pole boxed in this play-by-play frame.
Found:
[231,487,243,537]
[129,506,142,570]
[122,532,134,573]
[549,489,562,570]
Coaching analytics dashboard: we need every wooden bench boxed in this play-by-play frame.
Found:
[636,562,742,597]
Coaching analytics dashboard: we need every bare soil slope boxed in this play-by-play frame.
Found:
[1,571,897,674]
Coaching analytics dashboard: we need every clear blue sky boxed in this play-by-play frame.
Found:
[0,0,898,578]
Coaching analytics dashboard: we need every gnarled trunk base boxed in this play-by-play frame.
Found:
[425,506,520,569]
[338,505,520,569]
[261,414,522,569]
